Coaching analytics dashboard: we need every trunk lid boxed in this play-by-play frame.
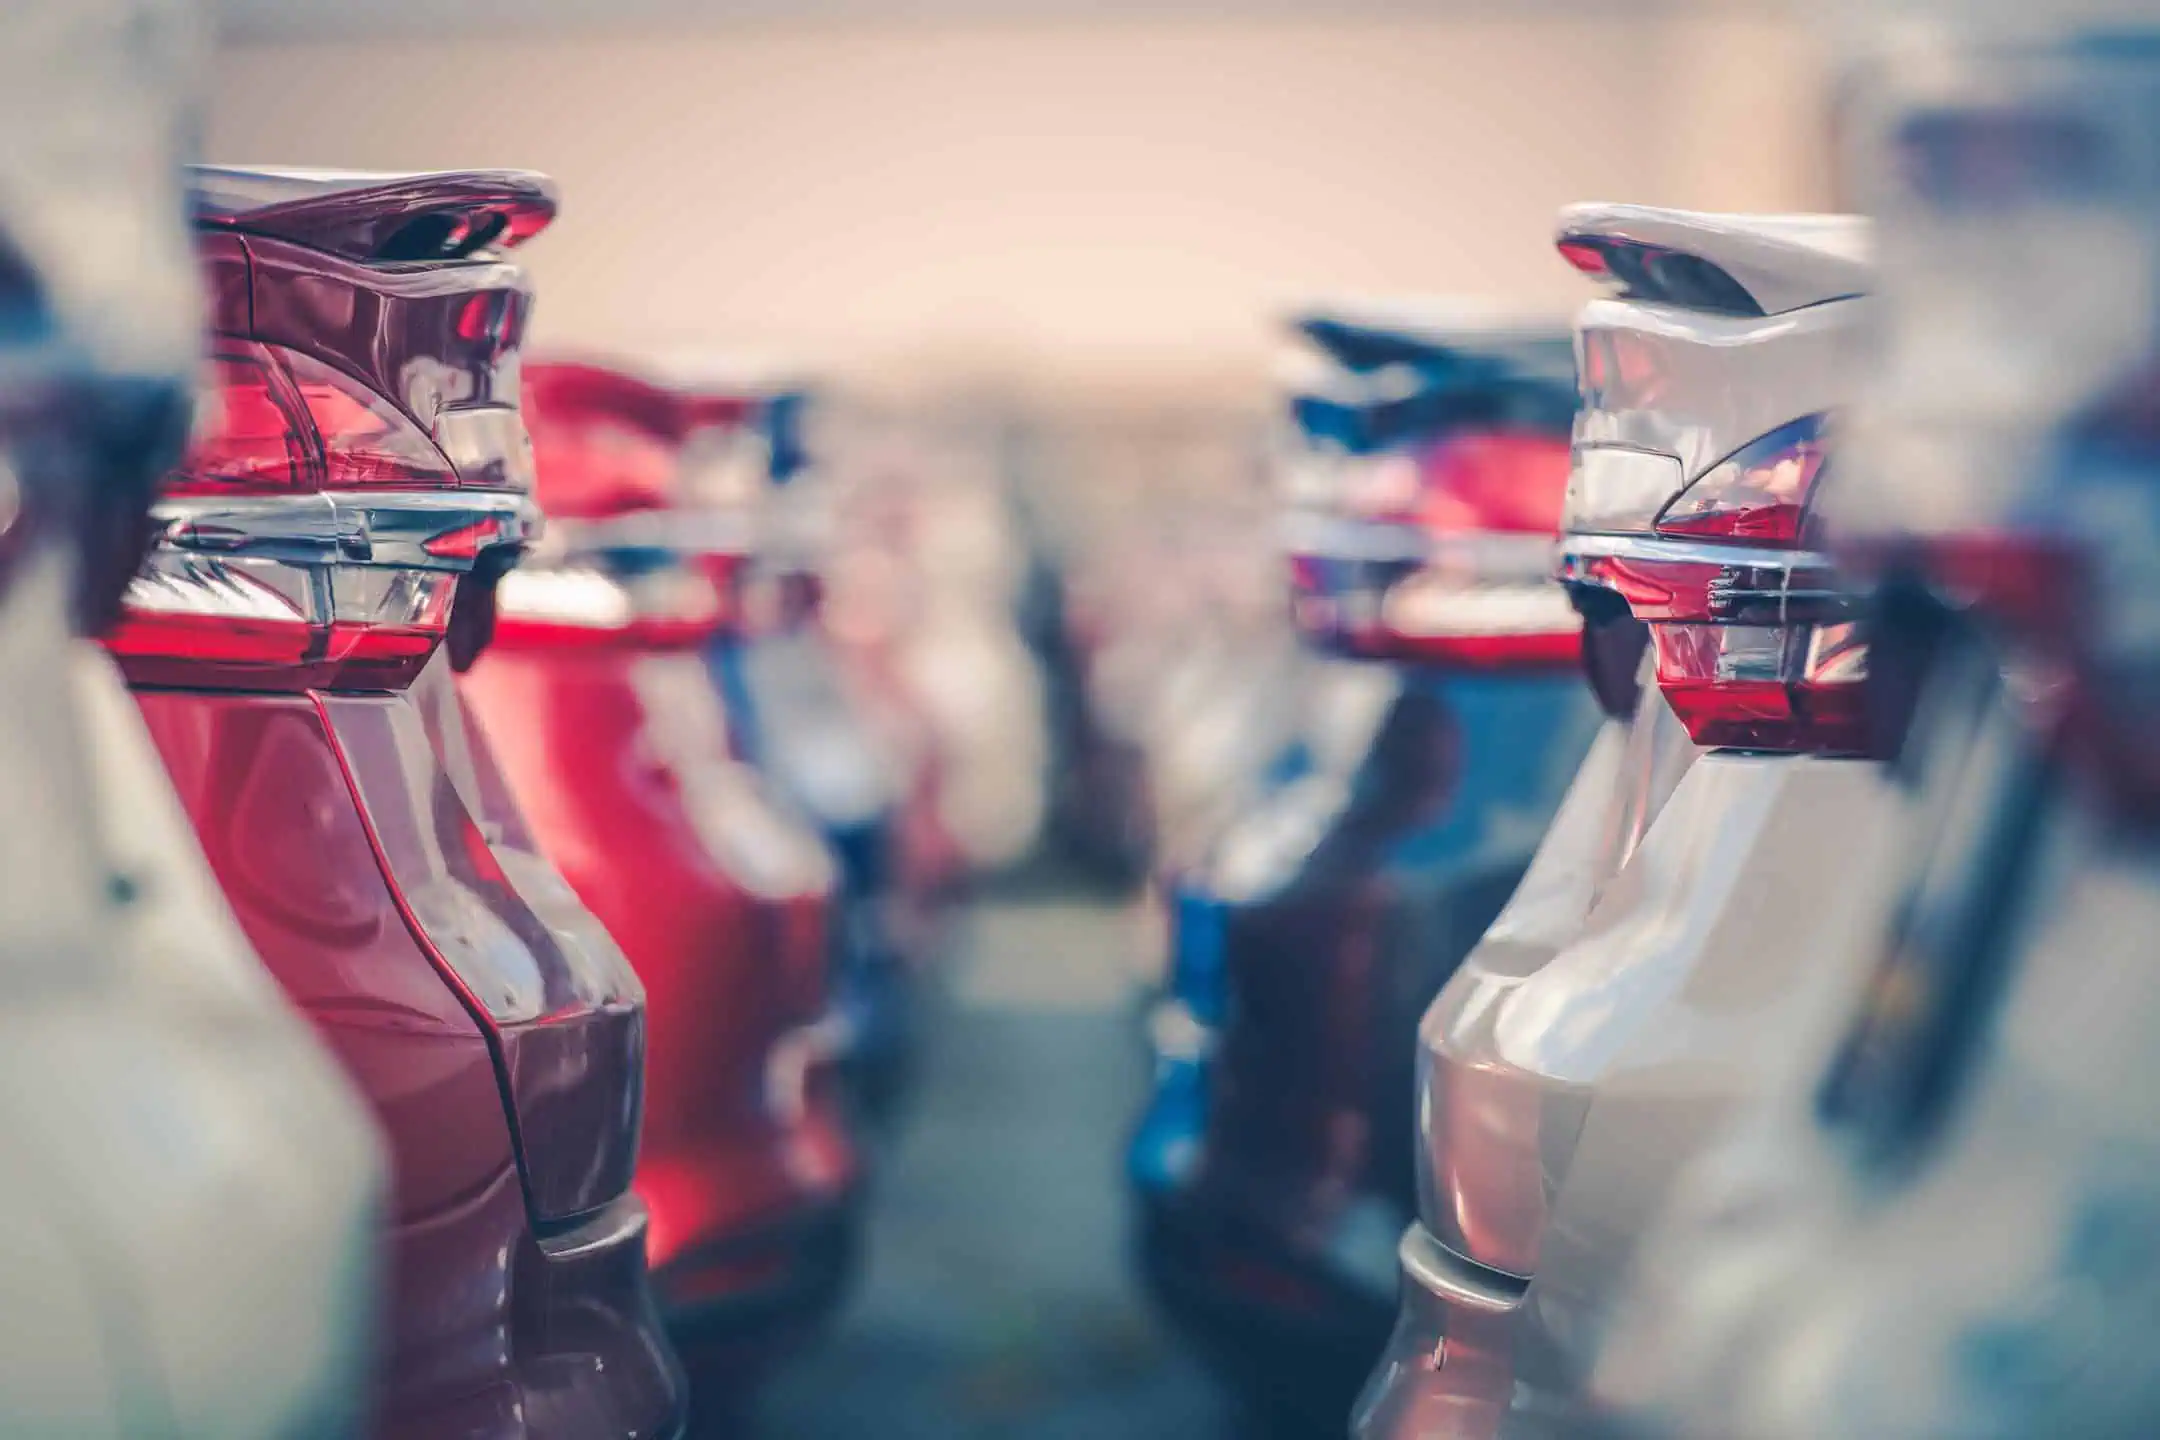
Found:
[114,166,646,1227]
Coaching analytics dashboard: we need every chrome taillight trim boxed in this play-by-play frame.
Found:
[1279,509,1561,577]
[1557,530,1829,573]
[121,488,538,646]
[154,487,541,572]
[1557,529,1851,626]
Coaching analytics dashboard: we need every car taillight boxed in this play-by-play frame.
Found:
[164,342,461,495]
[1561,414,1866,754]
[1654,415,1830,545]
[488,509,758,653]
[1287,531,1582,669]
[105,341,536,690]
[1286,429,1581,668]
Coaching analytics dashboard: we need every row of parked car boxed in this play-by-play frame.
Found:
[1114,7,2160,1436]
[0,4,1063,1433]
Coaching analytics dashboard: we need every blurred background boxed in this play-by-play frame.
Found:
[198,5,1833,1436]
[205,2,1831,393]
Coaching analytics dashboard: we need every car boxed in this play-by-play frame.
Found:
[0,10,387,1437]
[690,370,932,1117]
[828,425,1050,884]
[459,356,861,1403]
[1129,307,1599,1429]
[1352,208,1896,1438]
[1595,20,2160,1438]
[104,165,688,1437]
[1047,463,1303,886]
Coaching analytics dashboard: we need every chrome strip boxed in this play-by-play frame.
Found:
[1556,530,1833,573]
[153,488,540,573]
[1396,1225,1528,1310]
[1278,510,1562,574]
[1558,530,1852,625]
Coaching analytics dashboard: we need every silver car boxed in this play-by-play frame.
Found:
[1354,205,1898,1437]
[1599,14,2160,1438]
[0,3,382,1436]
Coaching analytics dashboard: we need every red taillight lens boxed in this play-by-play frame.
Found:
[286,349,457,488]
[167,342,491,497]
[172,349,318,494]
[511,359,777,652]
[532,416,681,519]
[104,577,316,682]
[1651,618,1869,752]
[1561,414,1865,754]
[1655,415,1830,544]
[108,342,534,691]
[1287,428,1581,668]
[109,532,505,691]
[489,564,731,651]
[488,540,750,652]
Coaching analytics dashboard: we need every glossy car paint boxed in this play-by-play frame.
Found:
[137,680,679,1435]
[1603,25,2160,1438]
[117,169,686,1438]
[1357,210,1895,1437]
[461,358,860,1384]
[0,10,383,1436]
[1131,317,1601,1427]
[462,645,859,1366]
[1145,667,1597,1420]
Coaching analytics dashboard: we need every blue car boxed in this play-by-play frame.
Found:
[1127,307,1599,1428]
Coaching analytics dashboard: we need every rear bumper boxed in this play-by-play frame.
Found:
[1351,1225,1528,1440]
[656,1201,860,1381]
[515,1195,689,1439]
[385,1195,691,1440]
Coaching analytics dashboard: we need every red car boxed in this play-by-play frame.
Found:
[459,358,860,1397]
[106,167,687,1438]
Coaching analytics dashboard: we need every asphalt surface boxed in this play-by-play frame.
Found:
[758,868,1234,1439]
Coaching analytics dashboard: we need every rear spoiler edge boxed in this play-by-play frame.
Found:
[1555,202,1872,316]
[191,166,559,262]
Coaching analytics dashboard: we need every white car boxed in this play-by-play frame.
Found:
[0,4,382,1435]
[1601,14,2160,1438]
[1355,206,1898,1437]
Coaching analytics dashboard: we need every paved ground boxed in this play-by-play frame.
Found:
[758,870,1235,1439]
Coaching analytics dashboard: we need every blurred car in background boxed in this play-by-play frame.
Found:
[1042,416,1301,890]
[1129,307,1598,1429]
[1067,489,1308,888]
[462,356,860,1404]
[110,166,687,1437]
[821,418,1051,886]
[1354,207,1886,1437]
[694,370,932,1116]
[1599,20,2160,1438]
[0,9,383,1436]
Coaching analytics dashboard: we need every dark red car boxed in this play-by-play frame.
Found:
[105,167,687,1438]
[458,358,860,1399]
